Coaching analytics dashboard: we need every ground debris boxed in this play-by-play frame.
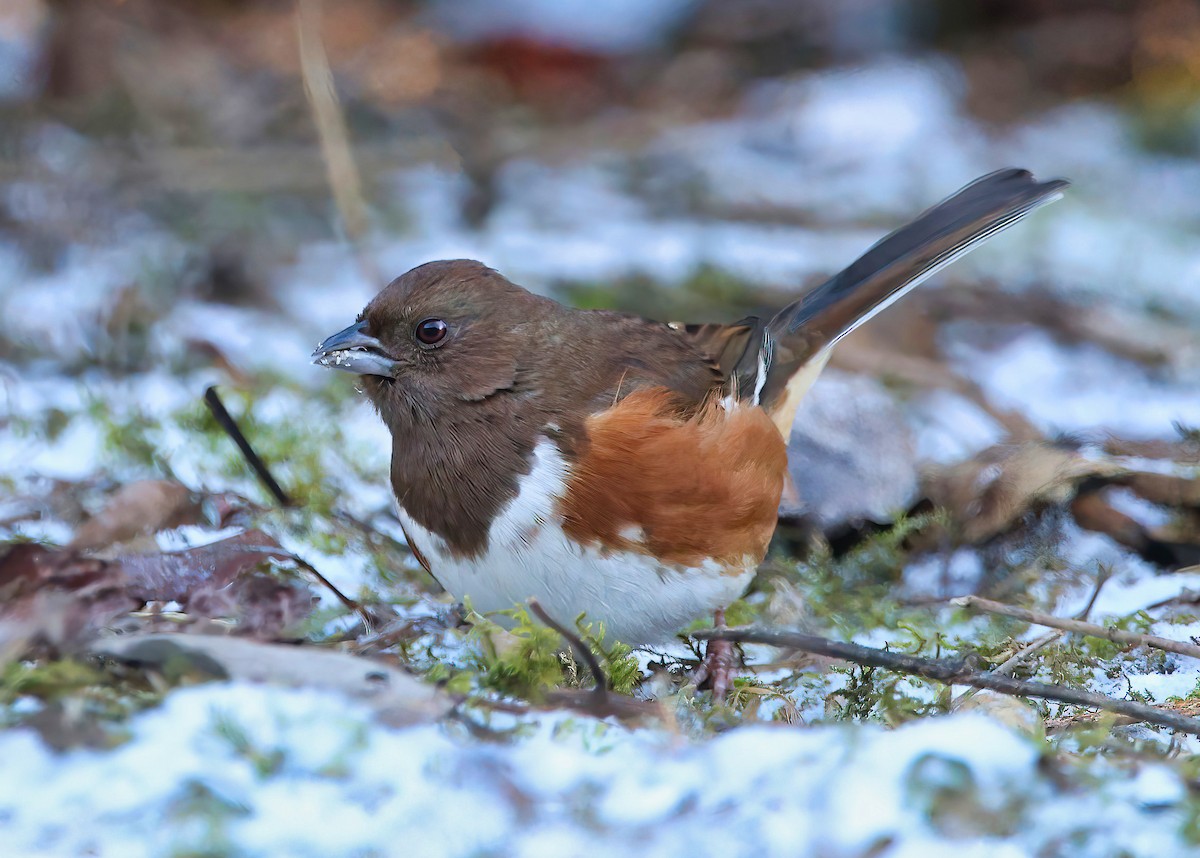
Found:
[920,440,1124,545]
[0,529,318,649]
[69,479,203,551]
[93,633,453,727]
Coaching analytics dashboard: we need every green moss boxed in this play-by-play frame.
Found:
[827,662,944,726]
[584,628,640,697]
[466,608,565,699]
[1,658,107,701]
[773,511,942,638]
[212,713,286,778]
[0,656,162,741]
[441,606,644,701]
[554,265,773,322]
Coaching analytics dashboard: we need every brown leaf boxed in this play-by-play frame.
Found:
[0,544,137,648]
[120,529,290,600]
[1070,491,1200,569]
[921,442,1125,544]
[93,634,453,728]
[1104,436,1200,463]
[69,480,202,551]
[1070,492,1147,550]
[119,530,317,638]
[0,530,319,647]
[1126,472,1200,508]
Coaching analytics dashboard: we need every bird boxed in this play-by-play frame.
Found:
[314,168,1067,693]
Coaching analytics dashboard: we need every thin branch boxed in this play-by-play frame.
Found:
[528,599,609,704]
[287,554,377,633]
[1074,565,1113,622]
[295,0,379,283]
[204,387,292,507]
[526,601,657,720]
[952,595,1200,661]
[695,627,1200,736]
[986,630,1063,681]
[954,567,1111,707]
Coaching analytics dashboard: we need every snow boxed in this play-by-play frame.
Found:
[0,685,1188,857]
[905,389,1007,465]
[429,0,698,52]
[3,46,1200,858]
[948,329,1200,439]
[1105,488,1174,530]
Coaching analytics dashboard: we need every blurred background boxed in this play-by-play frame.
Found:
[2,0,1200,555]
[6,7,1200,853]
[3,0,1200,314]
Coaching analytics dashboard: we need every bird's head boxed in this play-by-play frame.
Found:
[313,259,555,425]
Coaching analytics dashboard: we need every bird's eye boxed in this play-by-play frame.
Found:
[415,318,448,346]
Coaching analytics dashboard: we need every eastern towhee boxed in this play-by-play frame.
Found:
[314,169,1066,688]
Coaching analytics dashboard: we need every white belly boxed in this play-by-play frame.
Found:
[396,438,754,645]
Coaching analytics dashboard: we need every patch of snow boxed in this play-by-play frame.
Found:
[1126,671,1200,703]
[947,328,1200,439]
[429,0,697,52]
[3,686,1188,857]
[905,388,1007,464]
[1053,526,1200,620]
[1105,487,1174,530]
[901,549,985,600]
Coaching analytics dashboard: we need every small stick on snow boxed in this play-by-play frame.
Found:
[288,554,377,634]
[204,386,293,507]
[695,627,1200,736]
[954,567,1111,708]
[951,595,1200,661]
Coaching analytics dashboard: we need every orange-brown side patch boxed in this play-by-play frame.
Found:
[558,388,787,569]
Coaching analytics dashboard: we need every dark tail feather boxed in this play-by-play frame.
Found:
[747,168,1067,417]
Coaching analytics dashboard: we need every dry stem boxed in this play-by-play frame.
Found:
[952,595,1200,661]
[696,627,1200,736]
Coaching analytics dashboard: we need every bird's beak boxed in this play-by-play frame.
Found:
[311,320,397,377]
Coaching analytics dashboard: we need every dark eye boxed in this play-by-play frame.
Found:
[415,318,448,346]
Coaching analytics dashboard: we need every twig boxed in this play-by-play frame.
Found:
[287,553,377,634]
[955,567,1111,707]
[985,631,1063,681]
[526,601,656,719]
[203,387,292,507]
[952,595,1200,661]
[695,627,1200,736]
[295,0,379,283]
[528,599,609,705]
[1074,565,1113,622]
[202,387,377,630]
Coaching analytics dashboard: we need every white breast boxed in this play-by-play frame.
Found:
[396,437,754,645]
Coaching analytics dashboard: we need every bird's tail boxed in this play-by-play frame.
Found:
[736,168,1068,436]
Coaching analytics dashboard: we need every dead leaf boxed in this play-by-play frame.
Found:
[0,543,136,647]
[120,529,317,638]
[1071,491,1200,569]
[921,442,1125,544]
[1126,472,1200,508]
[0,530,319,648]
[94,634,453,727]
[120,529,288,599]
[70,480,201,551]
[1104,436,1200,463]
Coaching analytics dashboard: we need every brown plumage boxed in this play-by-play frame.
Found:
[313,169,1068,647]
